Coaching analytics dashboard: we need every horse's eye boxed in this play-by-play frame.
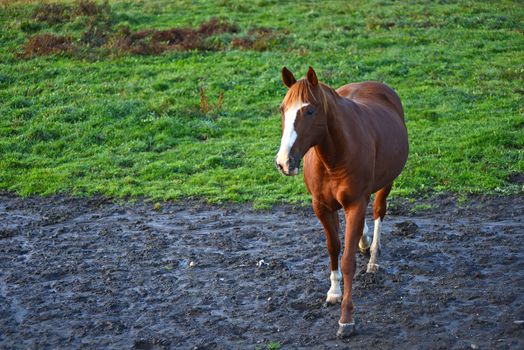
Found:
[305,108,315,116]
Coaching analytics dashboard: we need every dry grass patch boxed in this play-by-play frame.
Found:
[19,10,287,57]
[110,18,240,54]
[21,33,73,58]
[231,27,286,51]
[30,0,110,25]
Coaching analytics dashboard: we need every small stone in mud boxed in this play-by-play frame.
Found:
[256,259,268,267]
[98,228,109,236]
[393,220,419,236]
[189,261,196,267]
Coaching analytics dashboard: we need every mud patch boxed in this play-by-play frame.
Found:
[0,193,523,349]
[507,172,524,185]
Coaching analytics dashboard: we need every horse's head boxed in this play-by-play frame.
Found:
[275,66,329,176]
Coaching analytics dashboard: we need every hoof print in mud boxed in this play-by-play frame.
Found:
[357,269,385,289]
[393,220,419,236]
[336,322,356,339]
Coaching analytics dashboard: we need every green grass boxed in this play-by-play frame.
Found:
[255,341,281,350]
[0,0,522,208]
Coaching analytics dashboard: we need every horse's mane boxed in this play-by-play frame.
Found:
[281,79,338,114]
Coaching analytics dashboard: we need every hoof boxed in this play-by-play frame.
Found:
[366,263,379,273]
[358,233,371,255]
[326,292,342,305]
[358,245,370,255]
[336,322,356,338]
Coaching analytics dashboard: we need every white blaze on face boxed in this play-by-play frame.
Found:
[276,102,309,172]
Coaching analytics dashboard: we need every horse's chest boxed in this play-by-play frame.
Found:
[304,165,349,208]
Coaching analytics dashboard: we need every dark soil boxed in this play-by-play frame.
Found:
[0,193,523,349]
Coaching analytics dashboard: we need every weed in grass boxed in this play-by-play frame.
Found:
[199,86,224,120]
[365,16,396,31]
[199,86,210,115]
[410,203,435,214]
[267,342,281,350]
[262,342,281,350]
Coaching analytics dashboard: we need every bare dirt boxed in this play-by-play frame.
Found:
[0,193,523,349]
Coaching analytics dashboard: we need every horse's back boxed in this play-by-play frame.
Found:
[336,81,408,192]
[336,81,404,121]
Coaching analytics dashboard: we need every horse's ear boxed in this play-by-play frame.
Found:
[282,67,296,88]
[306,66,318,86]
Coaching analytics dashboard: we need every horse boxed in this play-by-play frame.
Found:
[275,66,408,338]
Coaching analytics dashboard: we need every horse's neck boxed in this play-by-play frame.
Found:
[315,97,362,170]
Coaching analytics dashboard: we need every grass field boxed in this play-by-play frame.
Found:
[0,0,522,208]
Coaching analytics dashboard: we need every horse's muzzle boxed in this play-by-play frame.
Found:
[275,156,300,176]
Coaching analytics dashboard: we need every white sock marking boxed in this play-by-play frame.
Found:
[276,103,309,171]
[367,218,382,273]
[326,269,342,303]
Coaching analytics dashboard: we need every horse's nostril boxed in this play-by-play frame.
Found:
[275,160,285,172]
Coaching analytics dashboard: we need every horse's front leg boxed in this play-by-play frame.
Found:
[312,200,342,304]
[337,199,367,338]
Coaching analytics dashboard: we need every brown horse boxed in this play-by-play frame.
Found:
[275,67,408,338]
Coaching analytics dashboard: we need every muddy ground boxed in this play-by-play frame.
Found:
[0,193,522,349]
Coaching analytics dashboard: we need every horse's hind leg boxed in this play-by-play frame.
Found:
[358,221,371,254]
[312,200,342,304]
[367,183,392,273]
